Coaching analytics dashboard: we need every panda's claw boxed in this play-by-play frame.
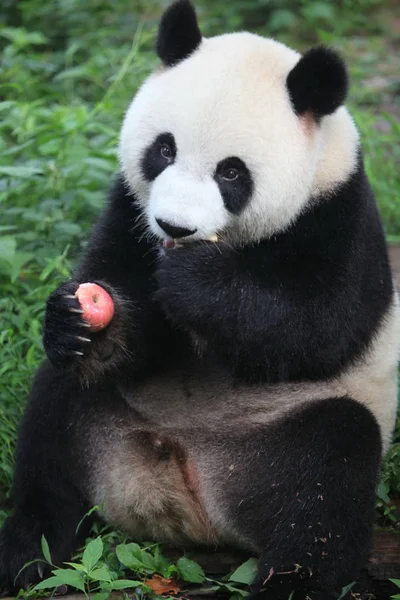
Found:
[69,307,84,315]
[76,336,91,343]
[80,321,91,328]
[64,294,77,300]
[73,351,84,357]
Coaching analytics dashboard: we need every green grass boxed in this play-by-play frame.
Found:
[0,0,399,597]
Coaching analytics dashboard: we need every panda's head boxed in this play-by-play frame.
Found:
[119,0,359,246]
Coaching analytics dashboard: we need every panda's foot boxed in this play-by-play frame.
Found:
[0,559,46,597]
[0,498,90,596]
[0,520,50,595]
[250,565,339,600]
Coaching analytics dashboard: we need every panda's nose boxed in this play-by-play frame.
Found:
[156,218,197,239]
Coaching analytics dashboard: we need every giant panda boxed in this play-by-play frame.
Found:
[0,1,399,599]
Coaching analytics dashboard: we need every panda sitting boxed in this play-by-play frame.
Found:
[0,1,399,599]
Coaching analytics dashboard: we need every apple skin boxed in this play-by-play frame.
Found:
[75,283,114,332]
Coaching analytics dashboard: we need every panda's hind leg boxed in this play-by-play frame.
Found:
[0,362,97,595]
[208,396,381,600]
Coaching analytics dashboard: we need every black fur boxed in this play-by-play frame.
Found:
[155,157,392,383]
[215,156,254,215]
[141,132,177,182]
[287,47,348,118]
[156,0,202,67]
[214,397,382,599]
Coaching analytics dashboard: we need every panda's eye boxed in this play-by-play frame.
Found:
[221,168,239,182]
[214,156,253,215]
[160,143,173,160]
[142,132,176,182]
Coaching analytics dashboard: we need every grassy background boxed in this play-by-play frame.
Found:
[0,0,399,570]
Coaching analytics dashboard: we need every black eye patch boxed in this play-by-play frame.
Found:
[214,157,253,215]
[141,132,177,182]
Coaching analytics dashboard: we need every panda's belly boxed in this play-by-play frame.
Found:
[90,365,344,546]
[118,361,342,431]
[89,298,399,545]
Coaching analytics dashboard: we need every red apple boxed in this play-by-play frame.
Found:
[75,283,114,332]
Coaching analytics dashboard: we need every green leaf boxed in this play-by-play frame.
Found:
[163,563,179,579]
[116,543,149,572]
[338,581,356,599]
[10,251,32,282]
[41,535,52,564]
[110,579,144,590]
[229,558,258,585]
[0,101,15,111]
[0,237,16,266]
[32,575,67,591]
[91,593,111,600]
[216,583,249,597]
[139,550,156,571]
[390,579,400,588]
[0,166,43,178]
[153,546,171,578]
[51,568,86,592]
[39,255,62,281]
[89,567,113,583]
[177,557,205,583]
[75,504,101,534]
[82,536,103,572]
[64,562,87,572]
[376,481,391,504]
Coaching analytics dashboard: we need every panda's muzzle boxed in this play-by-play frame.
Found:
[156,218,197,239]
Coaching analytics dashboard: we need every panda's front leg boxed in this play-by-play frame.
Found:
[155,240,268,380]
[155,240,236,338]
[206,396,381,600]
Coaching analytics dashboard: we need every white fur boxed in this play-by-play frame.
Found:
[119,32,359,244]
[337,294,400,453]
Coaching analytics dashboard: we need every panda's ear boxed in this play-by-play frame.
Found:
[286,47,348,118]
[156,0,202,67]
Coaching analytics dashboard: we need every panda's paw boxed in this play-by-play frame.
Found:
[0,561,44,597]
[155,240,227,324]
[0,528,46,596]
[43,280,94,367]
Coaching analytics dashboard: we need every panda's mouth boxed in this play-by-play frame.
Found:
[163,239,178,249]
[162,235,219,249]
